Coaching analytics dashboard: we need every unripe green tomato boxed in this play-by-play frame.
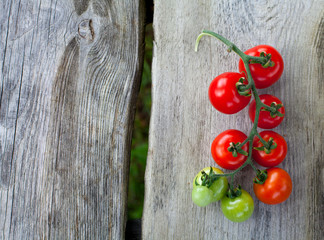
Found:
[192,186,213,207]
[193,167,228,202]
[220,189,254,222]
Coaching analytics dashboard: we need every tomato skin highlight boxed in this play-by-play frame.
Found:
[193,167,228,202]
[253,167,292,205]
[252,131,287,167]
[208,72,251,114]
[221,189,254,222]
[249,94,285,129]
[211,129,249,170]
[238,45,284,89]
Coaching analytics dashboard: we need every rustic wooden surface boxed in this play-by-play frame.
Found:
[143,0,324,239]
[0,0,144,239]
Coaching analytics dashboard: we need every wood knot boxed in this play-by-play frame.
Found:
[78,19,95,42]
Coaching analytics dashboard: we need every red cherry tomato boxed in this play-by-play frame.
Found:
[238,45,284,89]
[253,168,292,205]
[211,129,249,170]
[208,72,251,114]
[249,94,285,129]
[252,131,287,167]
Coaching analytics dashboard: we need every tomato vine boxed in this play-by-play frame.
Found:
[192,30,292,222]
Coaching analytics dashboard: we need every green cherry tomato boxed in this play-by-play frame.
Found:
[221,189,254,222]
[192,186,213,207]
[193,167,228,202]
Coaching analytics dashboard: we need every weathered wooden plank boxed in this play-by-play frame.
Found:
[0,0,144,239]
[143,0,323,239]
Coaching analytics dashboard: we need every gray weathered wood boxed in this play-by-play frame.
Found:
[143,0,323,239]
[0,0,144,239]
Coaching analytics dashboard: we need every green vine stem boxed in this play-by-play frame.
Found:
[195,30,282,186]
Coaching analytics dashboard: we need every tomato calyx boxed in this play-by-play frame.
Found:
[227,142,248,157]
[249,52,275,68]
[226,185,242,199]
[195,167,220,188]
[235,77,251,96]
[253,169,268,184]
[261,102,284,118]
[253,137,277,154]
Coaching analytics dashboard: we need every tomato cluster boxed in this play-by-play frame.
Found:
[192,168,254,222]
[193,39,292,223]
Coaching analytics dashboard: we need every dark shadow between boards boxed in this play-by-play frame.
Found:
[126,0,154,239]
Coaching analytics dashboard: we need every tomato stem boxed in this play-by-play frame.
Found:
[196,30,266,90]
[249,160,260,174]
[230,175,234,191]
[238,138,249,148]
[255,132,270,148]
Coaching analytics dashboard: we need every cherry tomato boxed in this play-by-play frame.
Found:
[253,131,287,167]
[193,167,228,202]
[254,167,292,205]
[208,72,251,114]
[238,45,284,89]
[192,186,213,207]
[249,94,285,129]
[211,129,249,170]
[221,189,254,222]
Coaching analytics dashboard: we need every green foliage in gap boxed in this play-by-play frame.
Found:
[128,24,153,219]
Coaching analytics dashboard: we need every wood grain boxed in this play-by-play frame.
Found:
[0,0,144,239]
[143,0,324,239]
